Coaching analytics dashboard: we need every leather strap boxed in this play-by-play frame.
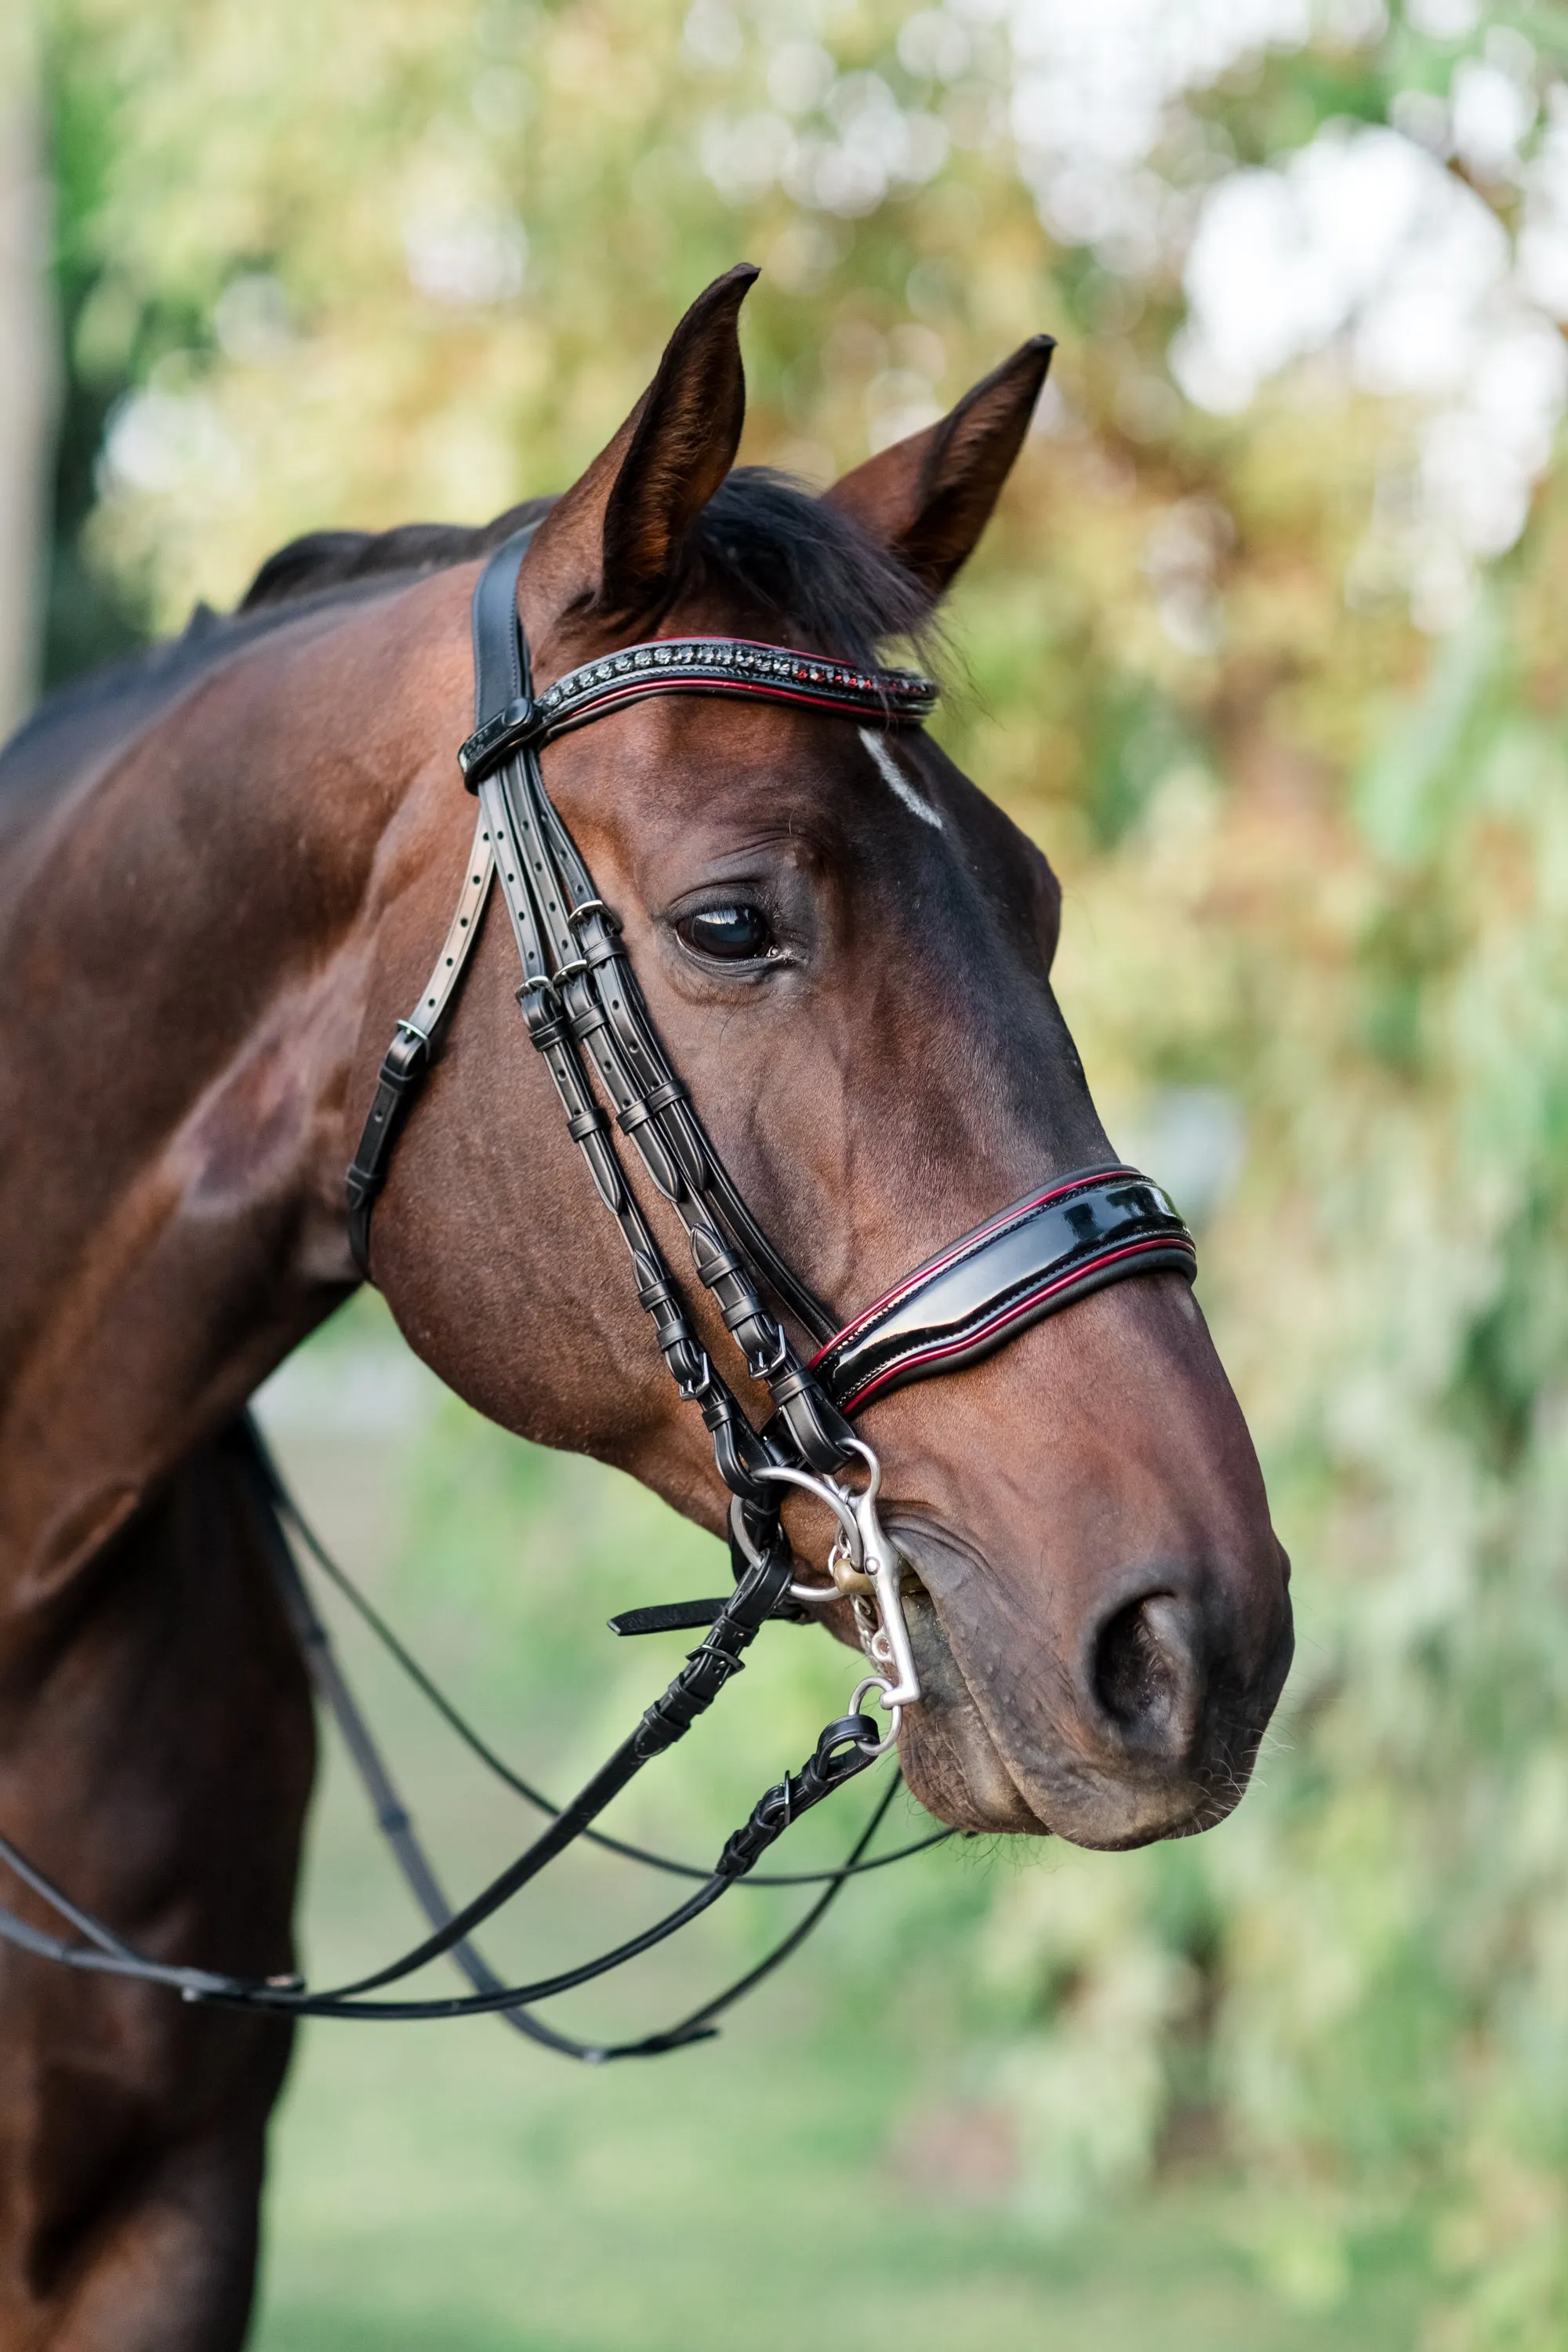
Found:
[345,811,495,1274]
[345,522,545,1278]
[458,635,936,786]
[813,1167,1196,1413]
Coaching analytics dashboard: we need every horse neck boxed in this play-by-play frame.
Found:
[0,578,466,1597]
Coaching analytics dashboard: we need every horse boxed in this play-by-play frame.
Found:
[0,265,1292,2348]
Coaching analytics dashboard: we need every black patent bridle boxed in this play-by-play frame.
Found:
[0,529,1196,2060]
[350,526,1194,1546]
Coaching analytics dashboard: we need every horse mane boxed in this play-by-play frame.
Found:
[241,468,931,673]
[237,498,556,613]
[3,470,932,799]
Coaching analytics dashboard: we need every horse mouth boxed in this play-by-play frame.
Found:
[883,1515,1285,1850]
[889,1575,1054,1836]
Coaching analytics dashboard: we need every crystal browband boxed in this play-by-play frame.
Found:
[459,635,939,786]
[811,1167,1197,1414]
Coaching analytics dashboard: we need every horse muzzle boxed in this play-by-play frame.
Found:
[888,1519,1294,1847]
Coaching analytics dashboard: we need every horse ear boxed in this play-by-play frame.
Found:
[824,336,1055,600]
[525,264,757,624]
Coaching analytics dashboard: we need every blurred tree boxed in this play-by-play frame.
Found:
[0,11,57,728]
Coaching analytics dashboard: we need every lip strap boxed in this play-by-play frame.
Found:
[812,1167,1196,1414]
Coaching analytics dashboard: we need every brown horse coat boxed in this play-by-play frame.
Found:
[0,270,1290,2347]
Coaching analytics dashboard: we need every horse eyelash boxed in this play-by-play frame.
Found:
[858,728,944,832]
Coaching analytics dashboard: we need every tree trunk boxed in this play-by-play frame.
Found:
[0,21,57,739]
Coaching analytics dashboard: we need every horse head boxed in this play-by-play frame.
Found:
[359,266,1293,1850]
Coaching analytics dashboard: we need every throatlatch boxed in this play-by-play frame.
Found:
[0,527,1196,2059]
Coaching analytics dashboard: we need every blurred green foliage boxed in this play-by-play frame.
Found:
[30,0,1568,2340]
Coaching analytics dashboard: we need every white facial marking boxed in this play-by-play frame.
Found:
[858,728,944,831]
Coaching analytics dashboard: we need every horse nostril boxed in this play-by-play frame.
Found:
[1090,1592,1201,1757]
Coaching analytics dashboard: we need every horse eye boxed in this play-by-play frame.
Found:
[677,904,777,961]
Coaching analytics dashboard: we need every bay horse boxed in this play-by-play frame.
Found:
[0,267,1291,2347]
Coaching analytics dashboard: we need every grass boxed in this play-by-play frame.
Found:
[256,2025,1426,2352]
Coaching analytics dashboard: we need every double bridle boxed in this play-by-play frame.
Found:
[0,530,1196,2061]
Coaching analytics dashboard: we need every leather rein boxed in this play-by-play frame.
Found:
[0,530,1196,2062]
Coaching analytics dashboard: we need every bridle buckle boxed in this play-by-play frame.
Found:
[457,693,548,786]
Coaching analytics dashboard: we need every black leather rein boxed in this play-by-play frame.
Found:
[0,530,1196,2062]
